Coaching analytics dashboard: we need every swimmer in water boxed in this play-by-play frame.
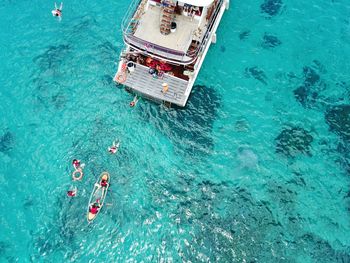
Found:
[108,139,120,154]
[52,2,63,20]
[72,159,85,170]
[72,159,81,169]
[129,95,139,107]
[67,186,77,197]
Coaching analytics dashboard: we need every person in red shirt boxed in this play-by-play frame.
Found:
[89,203,100,214]
[67,186,77,197]
[72,159,81,169]
[145,57,157,68]
[101,179,108,187]
[67,190,76,197]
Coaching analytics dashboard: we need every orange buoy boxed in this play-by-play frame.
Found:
[114,72,127,83]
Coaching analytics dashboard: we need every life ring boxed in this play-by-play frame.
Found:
[72,168,83,181]
[115,72,127,83]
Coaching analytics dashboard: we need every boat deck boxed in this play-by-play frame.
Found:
[123,63,189,106]
[134,5,200,53]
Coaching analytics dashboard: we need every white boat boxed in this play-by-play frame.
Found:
[87,172,110,223]
[114,0,229,107]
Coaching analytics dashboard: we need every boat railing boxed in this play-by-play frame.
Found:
[186,0,224,58]
[123,34,187,60]
[121,0,142,31]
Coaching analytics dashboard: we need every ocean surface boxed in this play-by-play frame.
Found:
[1,0,350,262]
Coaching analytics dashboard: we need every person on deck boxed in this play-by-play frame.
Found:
[145,57,157,68]
[158,61,172,72]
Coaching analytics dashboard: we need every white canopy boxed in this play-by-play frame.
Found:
[178,0,214,7]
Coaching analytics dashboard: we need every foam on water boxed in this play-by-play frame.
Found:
[1,0,350,261]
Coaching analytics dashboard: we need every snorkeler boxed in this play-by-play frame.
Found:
[52,2,63,20]
[67,186,77,197]
[108,139,120,154]
[72,159,85,170]
[129,95,139,107]
[72,159,81,169]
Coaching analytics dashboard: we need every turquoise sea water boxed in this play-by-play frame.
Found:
[1,0,350,261]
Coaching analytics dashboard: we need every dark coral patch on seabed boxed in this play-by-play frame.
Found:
[275,126,313,157]
[303,66,320,86]
[299,233,350,262]
[0,130,14,153]
[96,41,119,64]
[325,105,350,141]
[245,66,268,85]
[239,30,250,40]
[260,0,283,17]
[0,241,11,257]
[293,65,323,109]
[261,33,282,48]
[325,105,350,173]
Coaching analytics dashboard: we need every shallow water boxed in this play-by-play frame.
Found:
[1,0,350,262]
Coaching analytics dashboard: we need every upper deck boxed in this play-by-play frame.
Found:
[134,5,200,54]
[122,0,224,65]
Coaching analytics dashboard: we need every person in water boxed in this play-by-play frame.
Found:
[52,2,63,20]
[108,139,120,154]
[67,186,77,197]
[67,190,76,197]
[129,95,139,107]
[72,159,81,169]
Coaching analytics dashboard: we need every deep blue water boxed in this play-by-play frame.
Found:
[1,0,350,262]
